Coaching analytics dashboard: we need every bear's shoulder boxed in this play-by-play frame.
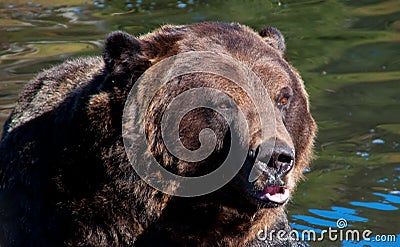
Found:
[3,57,104,136]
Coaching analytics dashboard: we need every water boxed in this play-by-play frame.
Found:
[0,0,399,246]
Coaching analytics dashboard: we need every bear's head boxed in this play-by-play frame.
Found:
[104,22,316,225]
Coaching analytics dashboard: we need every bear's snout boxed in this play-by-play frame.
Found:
[243,139,295,206]
[250,140,295,180]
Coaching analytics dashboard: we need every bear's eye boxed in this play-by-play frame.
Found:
[276,86,293,109]
[217,102,232,110]
[277,96,289,107]
[218,103,228,109]
[279,97,288,105]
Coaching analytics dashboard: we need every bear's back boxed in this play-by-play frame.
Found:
[2,57,104,137]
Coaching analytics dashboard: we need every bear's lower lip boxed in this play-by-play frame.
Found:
[256,186,290,204]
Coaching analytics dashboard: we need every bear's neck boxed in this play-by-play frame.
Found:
[136,195,284,245]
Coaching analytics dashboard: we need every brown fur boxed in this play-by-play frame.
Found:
[0,22,316,246]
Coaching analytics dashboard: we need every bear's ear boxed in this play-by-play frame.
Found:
[103,31,150,79]
[259,27,286,54]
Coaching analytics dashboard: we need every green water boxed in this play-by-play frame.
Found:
[0,0,399,246]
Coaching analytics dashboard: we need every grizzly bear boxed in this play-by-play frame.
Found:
[0,22,316,246]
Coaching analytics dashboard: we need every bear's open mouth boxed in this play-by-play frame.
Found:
[256,186,290,204]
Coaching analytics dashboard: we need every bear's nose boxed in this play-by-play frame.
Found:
[249,141,295,178]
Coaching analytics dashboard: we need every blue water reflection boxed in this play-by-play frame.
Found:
[308,208,368,222]
[292,215,340,228]
[349,202,398,211]
[373,192,400,204]
[292,190,400,246]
